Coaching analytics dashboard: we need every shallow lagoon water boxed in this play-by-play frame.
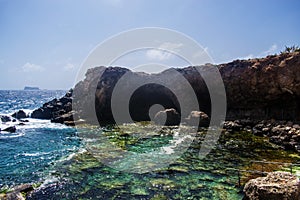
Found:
[28,124,299,200]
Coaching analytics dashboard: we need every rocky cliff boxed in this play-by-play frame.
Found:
[32,51,300,125]
[221,52,300,120]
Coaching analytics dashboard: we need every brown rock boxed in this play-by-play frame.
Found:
[243,172,300,200]
[185,111,210,127]
[154,108,180,126]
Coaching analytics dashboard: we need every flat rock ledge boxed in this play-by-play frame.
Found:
[243,171,300,200]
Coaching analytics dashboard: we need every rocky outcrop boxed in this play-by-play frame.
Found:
[32,52,300,126]
[12,110,27,119]
[220,52,300,120]
[31,89,73,124]
[223,119,300,152]
[0,184,34,200]
[243,172,300,200]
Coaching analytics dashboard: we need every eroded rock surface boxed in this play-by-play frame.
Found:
[32,52,300,126]
[243,172,300,200]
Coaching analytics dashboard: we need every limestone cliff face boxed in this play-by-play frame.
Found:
[33,51,300,124]
[220,52,300,120]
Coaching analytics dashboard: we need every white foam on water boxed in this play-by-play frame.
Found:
[0,132,25,139]
[39,177,60,188]
[21,151,52,157]
[55,148,87,163]
[1,118,71,130]
[161,134,194,155]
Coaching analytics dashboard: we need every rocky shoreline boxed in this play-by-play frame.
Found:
[3,52,300,153]
[2,52,300,199]
[13,51,299,152]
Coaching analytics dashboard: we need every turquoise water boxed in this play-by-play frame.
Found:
[1,90,298,199]
[0,90,80,187]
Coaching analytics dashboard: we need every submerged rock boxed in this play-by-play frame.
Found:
[243,172,300,200]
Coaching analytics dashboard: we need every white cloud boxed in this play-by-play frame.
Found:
[146,49,173,61]
[236,54,254,60]
[261,44,277,56]
[236,44,278,61]
[193,47,209,58]
[146,42,183,61]
[63,63,75,71]
[21,62,44,72]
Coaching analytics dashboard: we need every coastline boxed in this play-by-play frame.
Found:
[1,52,300,199]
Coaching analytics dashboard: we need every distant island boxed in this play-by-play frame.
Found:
[24,86,40,90]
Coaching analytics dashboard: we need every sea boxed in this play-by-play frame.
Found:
[0,90,80,187]
[0,90,297,199]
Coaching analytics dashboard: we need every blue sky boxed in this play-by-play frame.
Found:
[0,0,299,89]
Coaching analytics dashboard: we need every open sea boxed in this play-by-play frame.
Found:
[0,90,298,199]
[0,90,80,186]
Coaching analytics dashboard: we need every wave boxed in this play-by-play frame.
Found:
[20,151,52,157]
[55,148,87,163]
[0,132,25,139]
[1,118,72,130]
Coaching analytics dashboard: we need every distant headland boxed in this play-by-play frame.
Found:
[24,86,40,90]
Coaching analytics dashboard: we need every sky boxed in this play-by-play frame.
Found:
[0,0,299,90]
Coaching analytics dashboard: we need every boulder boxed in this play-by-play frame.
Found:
[12,110,27,119]
[31,108,52,119]
[1,115,12,122]
[185,111,210,127]
[154,108,180,126]
[3,184,34,200]
[2,126,16,133]
[223,121,242,132]
[243,172,300,200]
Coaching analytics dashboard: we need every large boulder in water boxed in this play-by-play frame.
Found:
[243,171,300,200]
[31,108,52,119]
[154,108,180,126]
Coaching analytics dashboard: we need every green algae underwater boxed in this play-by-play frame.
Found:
[23,123,300,199]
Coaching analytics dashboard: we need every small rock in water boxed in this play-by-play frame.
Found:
[12,110,27,119]
[2,126,17,133]
[1,115,12,123]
